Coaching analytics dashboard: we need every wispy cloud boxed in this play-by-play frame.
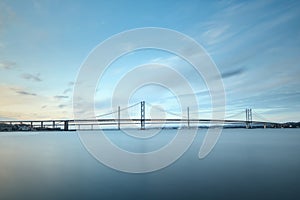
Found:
[58,104,67,109]
[0,61,16,70]
[15,90,37,96]
[63,88,72,94]
[221,67,246,79]
[0,84,75,120]
[68,81,75,86]
[54,95,68,99]
[198,0,299,50]
[61,81,75,94]
[62,82,74,93]
[201,24,232,45]
[21,73,42,82]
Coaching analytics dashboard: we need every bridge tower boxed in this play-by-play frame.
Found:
[245,108,252,129]
[118,106,121,130]
[187,107,190,128]
[141,101,145,130]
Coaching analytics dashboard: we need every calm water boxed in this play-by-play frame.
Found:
[0,129,300,200]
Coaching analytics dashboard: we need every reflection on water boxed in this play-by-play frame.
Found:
[0,129,300,200]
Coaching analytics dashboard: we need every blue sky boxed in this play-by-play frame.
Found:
[0,0,299,122]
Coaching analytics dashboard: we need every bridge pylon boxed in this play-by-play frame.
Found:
[246,108,252,129]
[141,101,145,130]
[118,106,121,130]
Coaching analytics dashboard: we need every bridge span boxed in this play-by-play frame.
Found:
[0,101,283,131]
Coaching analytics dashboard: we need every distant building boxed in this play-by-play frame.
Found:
[0,123,13,131]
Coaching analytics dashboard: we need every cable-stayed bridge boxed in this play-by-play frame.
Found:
[0,101,283,131]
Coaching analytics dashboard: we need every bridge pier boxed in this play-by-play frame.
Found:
[64,121,69,131]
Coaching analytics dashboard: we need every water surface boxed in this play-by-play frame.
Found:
[0,129,299,200]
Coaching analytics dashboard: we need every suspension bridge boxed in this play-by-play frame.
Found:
[0,101,283,131]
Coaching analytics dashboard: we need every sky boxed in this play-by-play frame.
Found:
[0,0,299,122]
